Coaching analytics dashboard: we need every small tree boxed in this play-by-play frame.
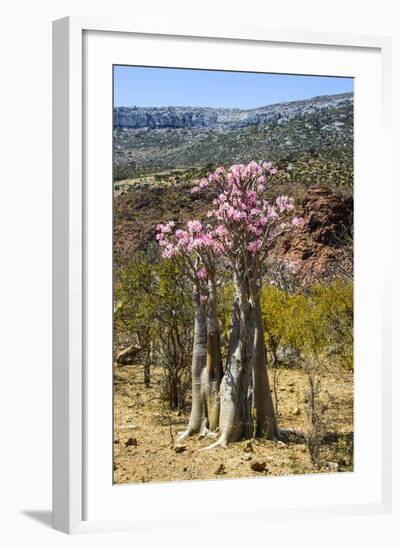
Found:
[114,258,157,386]
[114,257,193,408]
[153,261,193,409]
[303,358,332,467]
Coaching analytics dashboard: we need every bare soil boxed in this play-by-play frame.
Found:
[113,364,353,484]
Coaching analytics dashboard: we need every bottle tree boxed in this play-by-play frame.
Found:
[157,161,303,447]
[156,220,223,438]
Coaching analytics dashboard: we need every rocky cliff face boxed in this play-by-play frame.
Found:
[114,92,353,130]
[275,187,353,283]
[114,108,219,129]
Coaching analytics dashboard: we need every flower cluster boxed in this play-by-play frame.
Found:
[156,161,303,287]
[190,161,302,258]
[155,219,224,303]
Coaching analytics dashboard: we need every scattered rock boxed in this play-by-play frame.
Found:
[250,461,267,472]
[116,344,142,365]
[114,439,120,444]
[243,441,254,453]
[276,440,287,447]
[243,453,252,461]
[327,461,340,472]
[125,437,138,447]
[174,444,187,453]
[215,463,226,475]
[274,346,300,366]
[292,407,301,416]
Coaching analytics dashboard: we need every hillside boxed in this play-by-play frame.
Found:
[113,92,354,281]
[114,92,353,187]
[114,184,353,283]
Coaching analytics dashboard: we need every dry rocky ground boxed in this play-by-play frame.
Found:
[113,363,353,485]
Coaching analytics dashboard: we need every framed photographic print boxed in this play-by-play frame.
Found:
[52,17,392,534]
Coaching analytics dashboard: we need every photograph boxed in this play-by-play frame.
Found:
[112,65,354,484]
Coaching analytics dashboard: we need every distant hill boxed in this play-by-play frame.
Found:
[113,92,353,188]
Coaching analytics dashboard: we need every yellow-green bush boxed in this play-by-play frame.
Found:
[261,280,353,370]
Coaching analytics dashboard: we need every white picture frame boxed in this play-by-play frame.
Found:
[52,16,392,534]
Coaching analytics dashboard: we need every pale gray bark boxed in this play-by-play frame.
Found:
[179,295,207,439]
[207,272,279,448]
[213,274,253,446]
[251,293,280,439]
[203,277,223,430]
[178,279,223,440]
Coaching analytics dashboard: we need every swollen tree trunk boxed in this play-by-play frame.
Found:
[251,292,280,439]
[203,277,223,431]
[178,279,223,441]
[212,274,280,447]
[216,274,254,445]
[180,293,208,438]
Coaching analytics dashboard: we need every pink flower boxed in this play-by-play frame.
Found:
[156,221,175,233]
[227,173,237,186]
[245,160,262,178]
[248,225,262,236]
[230,164,246,176]
[214,224,229,238]
[246,190,257,204]
[191,186,200,194]
[187,220,203,233]
[292,216,304,226]
[265,204,278,220]
[276,195,294,212]
[215,166,226,176]
[257,216,268,227]
[175,229,190,247]
[196,267,208,280]
[162,244,178,258]
[262,161,277,175]
[189,233,214,251]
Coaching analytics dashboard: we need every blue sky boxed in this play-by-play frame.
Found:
[114,66,353,109]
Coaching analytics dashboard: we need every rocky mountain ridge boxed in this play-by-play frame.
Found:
[114,92,353,186]
[114,92,353,130]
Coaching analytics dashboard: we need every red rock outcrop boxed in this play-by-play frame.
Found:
[274,187,353,283]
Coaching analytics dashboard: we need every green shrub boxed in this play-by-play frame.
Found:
[261,280,353,369]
